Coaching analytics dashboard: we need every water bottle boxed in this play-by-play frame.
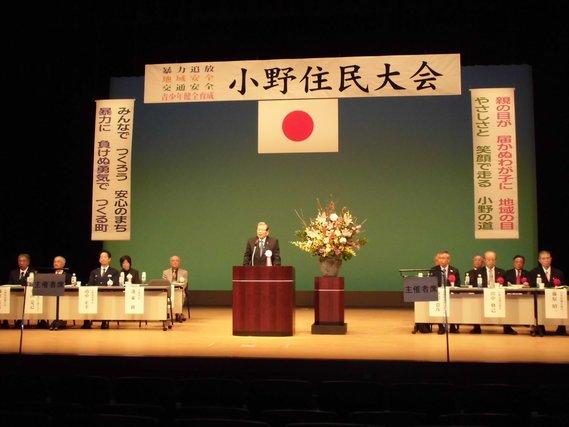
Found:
[476,274,483,288]
[71,273,77,286]
[536,274,543,288]
[141,272,146,284]
[465,273,470,286]
[119,271,125,286]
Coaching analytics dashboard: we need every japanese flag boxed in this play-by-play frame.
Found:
[258,99,338,153]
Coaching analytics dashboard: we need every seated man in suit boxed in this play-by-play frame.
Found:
[84,250,119,329]
[529,250,567,336]
[465,255,485,286]
[242,221,281,267]
[50,255,72,330]
[163,255,189,322]
[430,251,461,334]
[470,250,509,334]
[5,253,39,329]
[505,255,530,286]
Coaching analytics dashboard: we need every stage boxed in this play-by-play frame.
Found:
[2,307,568,364]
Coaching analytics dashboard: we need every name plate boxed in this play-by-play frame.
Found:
[125,284,144,314]
[429,287,450,317]
[78,286,98,314]
[0,287,10,314]
[545,288,568,319]
[483,288,506,317]
[25,286,43,314]
[404,276,438,302]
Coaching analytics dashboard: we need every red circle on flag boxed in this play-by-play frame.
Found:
[282,110,314,142]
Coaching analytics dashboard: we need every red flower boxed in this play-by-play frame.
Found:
[497,276,505,284]
[448,274,456,283]
[553,277,561,287]
[521,277,528,284]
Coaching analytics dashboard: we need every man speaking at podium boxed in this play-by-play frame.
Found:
[243,221,281,266]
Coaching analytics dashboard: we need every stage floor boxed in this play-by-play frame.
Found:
[2,308,569,364]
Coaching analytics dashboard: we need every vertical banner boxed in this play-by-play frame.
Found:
[545,288,568,319]
[483,288,506,317]
[428,287,451,317]
[24,287,43,314]
[91,99,135,241]
[0,287,10,314]
[78,287,98,314]
[125,284,144,314]
[471,88,519,239]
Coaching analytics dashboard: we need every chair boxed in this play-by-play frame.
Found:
[260,409,339,426]
[174,419,270,427]
[350,410,429,426]
[317,380,384,417]
[113,376,176,408]
[459,383,528,414]
[1,374,48,404]
[531,384,569,415]
[439,412,527,426]
[0,410,53,426]
[386,382,456,417]
[48,375,113,405]
[176,406,252,420]
[93,403,168,425]
[177,378,246,407]
[247,379,316,412]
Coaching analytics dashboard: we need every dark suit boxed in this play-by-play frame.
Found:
[429,265,461,333]
[528,266,566,288]
[505,268,530,285]
[476,266,507,287]
[8,267,37,285]
[88,266,119,286]
[121,268,140,284]
[243,236,281,266]
[465,268,481,286]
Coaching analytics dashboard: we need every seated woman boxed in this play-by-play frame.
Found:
[120,255,141,284]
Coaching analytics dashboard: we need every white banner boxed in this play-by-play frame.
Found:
[91,99,135,241]
[545,288,568,319]
[483,288,506,317]
[125,284,144,314]
[78,287,98,314]
[144,54,461,103]
[471,88,519,239]
[0,287,10,314]
[24,287,43,314]
[429,287,451,317]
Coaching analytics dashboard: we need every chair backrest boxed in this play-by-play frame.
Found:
[49,375,113,405]
[176,378,246,407]
[260,409,339,427]
[247,379,316,412]
[387,382,456,415]
[318,380,385,415]
[114,376,176,407]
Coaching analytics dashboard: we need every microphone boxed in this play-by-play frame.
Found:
[251,239,259,266]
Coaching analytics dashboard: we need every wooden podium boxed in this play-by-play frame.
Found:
[312,276,347,334]
[232,266,295,336]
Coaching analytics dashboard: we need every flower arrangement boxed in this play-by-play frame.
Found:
[291,199,367,261]
[497,276,505,285]
[553,277,561,287]
[448,274,456,285]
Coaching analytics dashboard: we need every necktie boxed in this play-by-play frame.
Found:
[260,240,265,254]
[19,271,25,279]
[172,269,178,282]
[442,268,447,284]
[516,270,521,284]
[102,268,107,276]
[489,269,494,285]
[546,269,550,282]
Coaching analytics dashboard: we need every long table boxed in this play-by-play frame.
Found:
[415,287,568,329]
[0,285,172,330]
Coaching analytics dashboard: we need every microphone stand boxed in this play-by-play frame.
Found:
[251,241,257,266]
[18,280,30,354]
[442,271,450,363]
